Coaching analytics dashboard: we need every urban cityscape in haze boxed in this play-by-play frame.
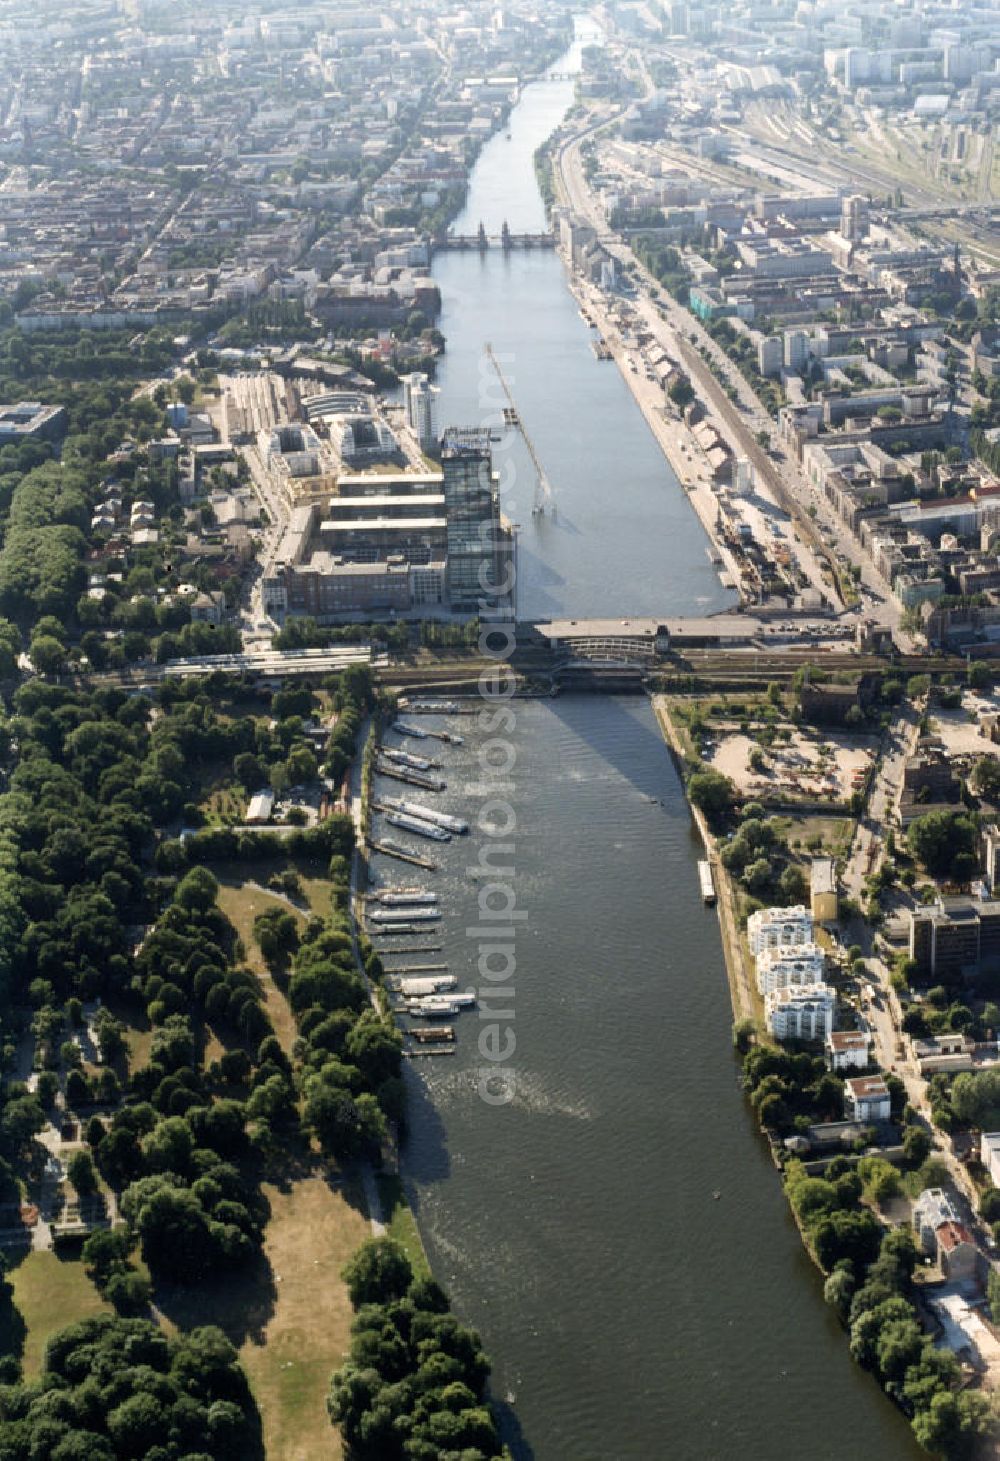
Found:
[0,0,998,1457]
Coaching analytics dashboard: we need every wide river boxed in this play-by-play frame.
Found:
[385,24,921,1461]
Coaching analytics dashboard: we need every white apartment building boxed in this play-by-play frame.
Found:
[403,372,439,450]
[844,1075,891,1124]
[765,983,836,1041]
[755,942,826,996]
[826,1031,870,1071]
[981,1132,1000,1189]
[748,905,813,955]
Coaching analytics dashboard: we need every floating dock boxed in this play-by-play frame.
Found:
[698,859,717,906]
[371,924,437,938]
[376,762,446,791]
[376,764,446,792]
[398,700,473,715]
[368,839,437,871]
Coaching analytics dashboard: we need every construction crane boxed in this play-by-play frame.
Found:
[485,342,554,517]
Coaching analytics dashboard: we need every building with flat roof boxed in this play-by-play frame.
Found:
[403,372,439,450]
[755,943,825,996]
[440,429,514,613]
[844,1074,891,1123]
[908,897,1000,980]
[826,1030,870,1071]
[0,401,65,443]
[910,1033,975,1076]
[765,983,836,1041]
[981,1132,1000,1188]
[810,858,838,922]
[748,905,813,955]
[260,434,512,621]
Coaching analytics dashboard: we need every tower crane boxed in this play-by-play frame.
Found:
[485,343,554,517]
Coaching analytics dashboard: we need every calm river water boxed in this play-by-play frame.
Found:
[384,25,921,1461]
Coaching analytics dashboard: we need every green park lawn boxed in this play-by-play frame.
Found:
[1,1250,110,1377]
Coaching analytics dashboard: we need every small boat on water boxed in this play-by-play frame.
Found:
[386,811,451,842]
[375,889,439,906]
[402,700,461,714]
[369,906,441,924]
[398,975,456,997]
[392,720,429,739]
[698,860,717,906]
[407,991,476,1017]
[381,747,436,771]
[386,797,468,835]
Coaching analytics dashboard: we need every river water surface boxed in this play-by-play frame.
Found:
[384,25,921,1461]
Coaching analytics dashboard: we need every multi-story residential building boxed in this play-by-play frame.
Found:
[765,983,836,1041]
[826,1031,870,1071]
[403,372,439,451]
[844,1075,891,1123]
[907,897,1000,980]
[783,329,811,373]
[981,1132,1000,1188]
[755,944,826,997]
[747,905,813,955]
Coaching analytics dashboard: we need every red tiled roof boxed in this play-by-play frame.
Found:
[846,1076,888,1097]
[936,1221,974,1252]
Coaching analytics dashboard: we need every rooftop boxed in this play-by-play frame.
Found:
[829,1031,869,1050]
[811,857,837,895]
[846,1075,889,1098]
[936,1220,975,1252]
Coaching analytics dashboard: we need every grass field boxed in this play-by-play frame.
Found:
[216,882,304,1056]
[240,1177,370,1461]
[1,1251,110,1376]
[376,1174,430,1279]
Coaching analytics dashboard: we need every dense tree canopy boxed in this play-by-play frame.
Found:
[907,810,978,878]
[329,1240,501,1461]
[0,1316,262,1459]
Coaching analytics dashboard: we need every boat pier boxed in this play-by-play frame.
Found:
[385,962,450,975]
[375,762,446,792]
[368,839,437,871]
